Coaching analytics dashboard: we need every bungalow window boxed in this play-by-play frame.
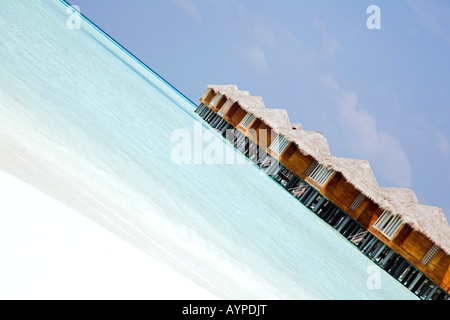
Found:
[373,211,403,239]
[308,162,334,186]
[210,93,223,108]
[218,99,234,116]
[269,134,290,155]
[350,193,365,211]
[421,245,440,266]
[239,113,256,129]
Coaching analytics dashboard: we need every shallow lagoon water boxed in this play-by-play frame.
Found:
[0,0,417,299]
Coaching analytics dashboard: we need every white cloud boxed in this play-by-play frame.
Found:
[436,130,450,157]
[252,24,275,47]
[315,19,340,56]
[319,73,412,187]
[336,90,412,187]
[319,74,340,91]
[225,3,316,74]
[172,0,201,23]
[240,45,269,73]
[405,0,450,44]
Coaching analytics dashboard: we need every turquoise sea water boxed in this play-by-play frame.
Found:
[0,0,417,299]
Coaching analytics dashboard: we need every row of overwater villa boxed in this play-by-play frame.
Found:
[194,85,450,300]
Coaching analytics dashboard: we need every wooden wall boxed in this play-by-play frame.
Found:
[280,145,315,180]
[241,119,274,150]
[213,97,226,112]
[223,103,247,128]
[200,89,215,105]
[355,202,381,228]
[433,254,450,291]
[322,173,361,218]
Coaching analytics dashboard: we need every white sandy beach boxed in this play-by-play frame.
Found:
[0,170,218,300]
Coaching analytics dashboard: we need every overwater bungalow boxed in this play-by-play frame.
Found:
[195,85,450,300]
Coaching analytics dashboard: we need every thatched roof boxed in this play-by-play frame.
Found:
[415,205,450,254]
[206,84,450,255]
[208,85,290,131]
[261,108,291,131]
[380,188,450,254]
[207,84,241,96]
[279,128,332,166]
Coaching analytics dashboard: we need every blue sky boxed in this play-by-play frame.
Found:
[69,0,450,223]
